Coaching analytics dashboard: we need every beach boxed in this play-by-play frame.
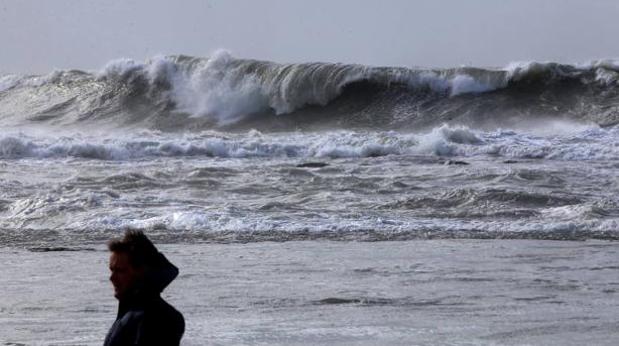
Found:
[3,239,619,345]
[1,54,618,345]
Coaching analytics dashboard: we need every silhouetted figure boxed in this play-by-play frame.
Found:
[104,230,184,346]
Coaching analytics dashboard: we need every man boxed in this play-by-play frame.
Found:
[104,230,185,346]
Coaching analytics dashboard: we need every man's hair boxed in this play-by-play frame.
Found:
[108,229,160,268]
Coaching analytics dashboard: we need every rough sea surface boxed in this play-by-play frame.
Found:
[1,53,618,344]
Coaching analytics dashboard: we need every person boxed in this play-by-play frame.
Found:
[104,230,185,346]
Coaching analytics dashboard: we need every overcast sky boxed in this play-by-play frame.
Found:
[2,0,619,74]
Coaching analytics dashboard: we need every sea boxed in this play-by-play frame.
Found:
[1,51,618,345]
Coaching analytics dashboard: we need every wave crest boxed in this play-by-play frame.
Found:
[2,53,619,130]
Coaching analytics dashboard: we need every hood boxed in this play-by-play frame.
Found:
[142,252,179,293]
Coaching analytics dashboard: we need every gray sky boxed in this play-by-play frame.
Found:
[2,0,619,74]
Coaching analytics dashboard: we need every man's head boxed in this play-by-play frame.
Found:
[108,230,159,300]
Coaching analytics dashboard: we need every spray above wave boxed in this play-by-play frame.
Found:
[1,51,619,130]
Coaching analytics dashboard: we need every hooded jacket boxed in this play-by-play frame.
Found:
[104,252,185,346]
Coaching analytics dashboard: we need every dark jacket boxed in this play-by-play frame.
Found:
[104,253,185,346]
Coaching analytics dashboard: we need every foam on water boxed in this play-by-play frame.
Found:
[448,74,496,96]
[1,54,618,244]
[168,51,271,124]
[29,207,619,242]
[98,58,146,80]
[0,124,616,243]
[0,74,21,92]
[3,54,619,346]
[0,123,616,161]
[3,53,619,130]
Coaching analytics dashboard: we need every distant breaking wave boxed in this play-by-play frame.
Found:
[0,124,615,161]
[1,51,619,131]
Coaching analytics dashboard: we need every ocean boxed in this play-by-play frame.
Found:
[1,52,618,344]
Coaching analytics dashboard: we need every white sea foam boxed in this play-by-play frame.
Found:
[47,207,619,238]
[0,71,69,92]
[405,71,449,92]
[4,54,619,132]
[308,131,404,158]
[594,67,619,85]
[0,124,616,161]
[0,74,22,92]
[580,58,619,71]
[503,60,580,82]
[414,125,483,156]
[400,70,504,96]
[449,74,496,96]
[504,61,546,81]
[94,53,513,122]
[169,51,271,124]
[97,58,145,80]
[1,55,618,246]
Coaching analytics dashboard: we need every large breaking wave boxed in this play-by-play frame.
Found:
[1,51,619,131]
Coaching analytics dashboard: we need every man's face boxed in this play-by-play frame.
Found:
[109,252,143,300]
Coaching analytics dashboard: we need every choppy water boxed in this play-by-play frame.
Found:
[1,53,618,245]
[0,125,617,245]
[2,53,619,345]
